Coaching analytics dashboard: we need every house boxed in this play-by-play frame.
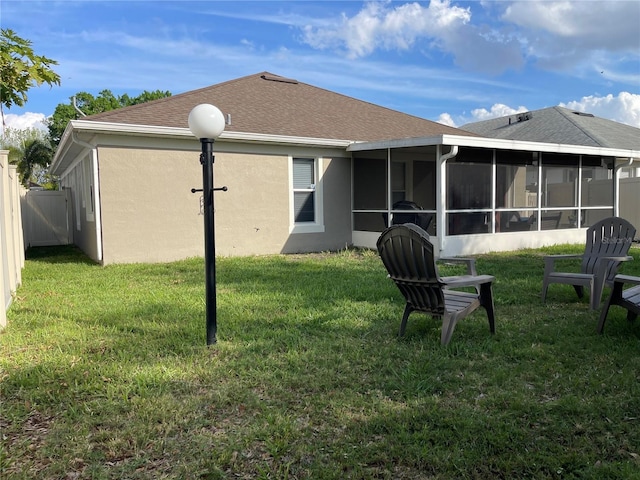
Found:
[50,72,640,264]
[461,106,640,238]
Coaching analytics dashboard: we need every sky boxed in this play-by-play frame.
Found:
[2,0,640,134]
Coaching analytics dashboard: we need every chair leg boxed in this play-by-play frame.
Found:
[399,304,413,337]
[590,276,604,310]
[479,282,496,334]
[541,281,548,303]
[589,284,599,311]
[440,313,457,345]
[597,301,611,334]
[573,285,585,299]
[598,282,622,334]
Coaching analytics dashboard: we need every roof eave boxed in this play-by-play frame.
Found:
[67,120,354,147]
[347,134,640,159]
[50,120,355,176]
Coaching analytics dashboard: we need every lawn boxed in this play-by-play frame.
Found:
[2,244,640,479]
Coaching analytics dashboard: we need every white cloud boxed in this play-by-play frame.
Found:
[2,112,48,133]
[301,0,473,58]
[436,112,456,127]
[439,103,529,127]
[469,103,529,122]
[502,1,639,49]
[300,1,526,74]
[300,1,639,78]
[560,92,640,128]
[501,1,640,73]
[441,92,640,128]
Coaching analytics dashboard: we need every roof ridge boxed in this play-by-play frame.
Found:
[553,106,607,147]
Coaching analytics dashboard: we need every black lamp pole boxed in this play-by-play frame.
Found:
[200,138,217,345]
[189,103,226,346]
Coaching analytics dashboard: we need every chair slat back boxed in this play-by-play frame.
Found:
[582,217,636,281]
[377,224,445,314]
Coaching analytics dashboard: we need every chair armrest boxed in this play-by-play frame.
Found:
[442,274,494,289]
[593,255,633,264]
[612,274,640,287]
[543,254,584,262]
[543,254,584,275]
[439,257,477,276]
[592,255,633,278]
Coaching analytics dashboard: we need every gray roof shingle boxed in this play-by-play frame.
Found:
[460,106,640,150]
[83,72,473,142]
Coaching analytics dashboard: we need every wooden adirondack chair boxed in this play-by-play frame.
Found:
[376,223,496,345]
[597,275,640,334]
[541,217,636,310]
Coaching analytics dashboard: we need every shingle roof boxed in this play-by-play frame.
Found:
[84,72,472,142]
[460,106,640,151]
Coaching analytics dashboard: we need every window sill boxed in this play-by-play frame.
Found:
[290,224,325,234]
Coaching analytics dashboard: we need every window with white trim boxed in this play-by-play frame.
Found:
[291,157,324,233]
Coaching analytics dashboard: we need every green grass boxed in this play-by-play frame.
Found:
[2,244,640,479]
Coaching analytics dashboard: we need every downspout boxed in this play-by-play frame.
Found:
[613,157,633,217]
[437,145,458,255]
[71,132,103,263]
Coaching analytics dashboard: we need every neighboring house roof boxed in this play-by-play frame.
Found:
[82,71,471,142]
[460,106,640,151]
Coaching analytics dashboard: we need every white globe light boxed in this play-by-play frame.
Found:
[188,104,226,140]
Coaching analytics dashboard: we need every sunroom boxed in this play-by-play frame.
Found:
[349,135,638,257]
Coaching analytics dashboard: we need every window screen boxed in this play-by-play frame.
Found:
[293,158,315,222]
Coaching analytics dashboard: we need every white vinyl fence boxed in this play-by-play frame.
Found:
[1,150,25,328]
[620,176,640,240]
[23,189,72,247]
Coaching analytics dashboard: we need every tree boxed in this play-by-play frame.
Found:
[48,89,172,145]
[0,126,55,187]
[0,29,61,127]
[17,138,54,187]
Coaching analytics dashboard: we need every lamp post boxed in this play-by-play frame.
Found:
[188,104,226,345]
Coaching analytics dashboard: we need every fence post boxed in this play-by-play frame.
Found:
[0,150,25,328]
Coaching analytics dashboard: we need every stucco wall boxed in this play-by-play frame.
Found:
[60,157,99,263]
[97,146,352,264]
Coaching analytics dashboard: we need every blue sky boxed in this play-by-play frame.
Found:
[2,0,639,132]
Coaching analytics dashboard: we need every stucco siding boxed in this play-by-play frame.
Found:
[61,159,99,262]
[99,147,210,264]
[97,146,352,264]
[281,156,352,253]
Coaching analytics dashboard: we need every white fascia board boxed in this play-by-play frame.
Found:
[50,121,78,173]
[347,135,445,152]
[347,134,640,160]
[67,120,353,148]
[440,134,640,159]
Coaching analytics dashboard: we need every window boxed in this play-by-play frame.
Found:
[293,158,315,222]
[83,157,95,221]
[291,157,324,233]
[495,150,538,232]
[352,150,437,234]
[447,147,493,235]
[391,161,406,205]
[541,153,578,208]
